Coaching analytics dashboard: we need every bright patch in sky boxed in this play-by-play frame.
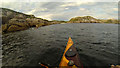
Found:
[113,8,118,11]
[26,9,36,14]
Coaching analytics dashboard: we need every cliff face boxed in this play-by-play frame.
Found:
[1,8,49,33]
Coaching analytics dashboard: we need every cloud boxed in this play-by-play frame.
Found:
[1,2,118,20]
[37,14,53,21]
[65,8,69,10]
[60,2,93,7]
[79,8,86,11]
[40,8,48,11]
[1,0,119,2]
[61,3,80,7]
[113,8,118,11]
[26,9,36,14]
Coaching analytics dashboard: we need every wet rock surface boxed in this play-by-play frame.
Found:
[2,23,119,68]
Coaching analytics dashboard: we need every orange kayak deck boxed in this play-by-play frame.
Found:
[59,37,83,68]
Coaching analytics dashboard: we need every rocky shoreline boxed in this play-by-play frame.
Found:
[0,8,119,34]
[1,8,66,34]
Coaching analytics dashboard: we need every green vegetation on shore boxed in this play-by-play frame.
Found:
[0,8,119,33]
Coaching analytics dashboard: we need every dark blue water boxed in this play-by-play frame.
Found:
[2,23,119,68]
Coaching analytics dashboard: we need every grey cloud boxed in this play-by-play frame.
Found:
[2,2,118,20]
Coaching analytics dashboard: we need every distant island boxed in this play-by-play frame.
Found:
[0,8,119,33]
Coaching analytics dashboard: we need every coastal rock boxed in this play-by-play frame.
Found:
[1,8,49,33]
[7,25,28,32]
[2,24,8,32]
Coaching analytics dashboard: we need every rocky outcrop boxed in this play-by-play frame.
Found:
[102,19,119,24]
[68,16,102,23]
[1,8,49,33]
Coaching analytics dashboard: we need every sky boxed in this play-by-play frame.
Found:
[0,0,119,21]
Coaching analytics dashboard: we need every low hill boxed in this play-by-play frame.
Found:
[68,16,102,23]
[68,16,119,24]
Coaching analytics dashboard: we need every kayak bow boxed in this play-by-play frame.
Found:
[59,37,83,68]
